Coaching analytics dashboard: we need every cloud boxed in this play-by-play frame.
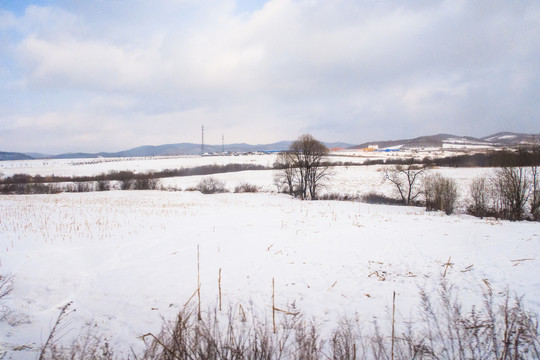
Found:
[1,0,539,153]
[17,35,164,91]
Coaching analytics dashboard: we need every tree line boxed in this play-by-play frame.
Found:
[0,163,268,194]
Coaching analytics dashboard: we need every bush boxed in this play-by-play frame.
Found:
[74,182,93,192]
[468,176,490,218]
[360,191,404,205]
[318,193,360,201]
[134,177,160,190]
[234,183,260,193]
[424,173,459,215]
[491,167,530,221]
[196,177,227,194]
[96,180,110,191]
[112,171,135,190]
[21,183,62,195]
[1,183,25,194]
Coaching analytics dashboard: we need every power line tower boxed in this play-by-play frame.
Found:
[201,125,204,155]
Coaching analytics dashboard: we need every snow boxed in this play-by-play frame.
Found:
[0,158,539,358]
[442,143,494,149]
[160,165,493,211]
[0,150,485,179]
[0,155,279,178]
[484,134,518,141]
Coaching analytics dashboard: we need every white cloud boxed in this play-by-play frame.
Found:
[17,35,164,91]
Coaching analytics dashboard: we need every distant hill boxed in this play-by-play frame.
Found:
[115,142,292,157]
[351,132,540,150]
[480,132,539,145]
[2,132,538,161]
[113,141,352,157]
[0,151,33,161]
[1,141,352,160]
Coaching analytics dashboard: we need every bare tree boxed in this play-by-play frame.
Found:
[491,166,530,221]
[469,176,490,218]
[274,151,297,196]
[383,161,429,205]
[275,134,330,200]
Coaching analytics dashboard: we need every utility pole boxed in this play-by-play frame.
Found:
[201,125,204,155]
[222,134,224,154]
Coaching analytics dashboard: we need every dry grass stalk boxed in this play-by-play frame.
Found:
[22,280,540,359]
[197,244,201,321]
[183,288,199,307]
[272,277,276,334]
[327,280,338,291]
[483,278,493,295]
[238,304,247,322]
[391,291,396,360]
[510,258,535,262]
[38,302,74,360]
[443,256,453,277]
[140,332,181,360]
[273,307,300,316]
[218,268,222,312]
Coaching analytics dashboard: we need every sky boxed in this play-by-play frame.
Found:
[1,0,539,154]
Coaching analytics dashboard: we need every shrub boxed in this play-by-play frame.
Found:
[468,176,490,218]
[1,183,23,194]
[234,183,260,193]
[360,191,404,205]
[111,171,135,190]
[75,182,92,192]
[491,167,530,221]
[196,177,227,194]
[133,177,160,190]
[23,183,62,195]
[424,173,459,215]
[318,193,360,201]
[95,180,109,191]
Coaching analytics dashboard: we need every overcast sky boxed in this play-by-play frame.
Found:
[1,0,539,153]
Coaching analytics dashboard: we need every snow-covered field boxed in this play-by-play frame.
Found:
[0,155,279,178]
[0,156,539,358]
[0,148,479,178]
